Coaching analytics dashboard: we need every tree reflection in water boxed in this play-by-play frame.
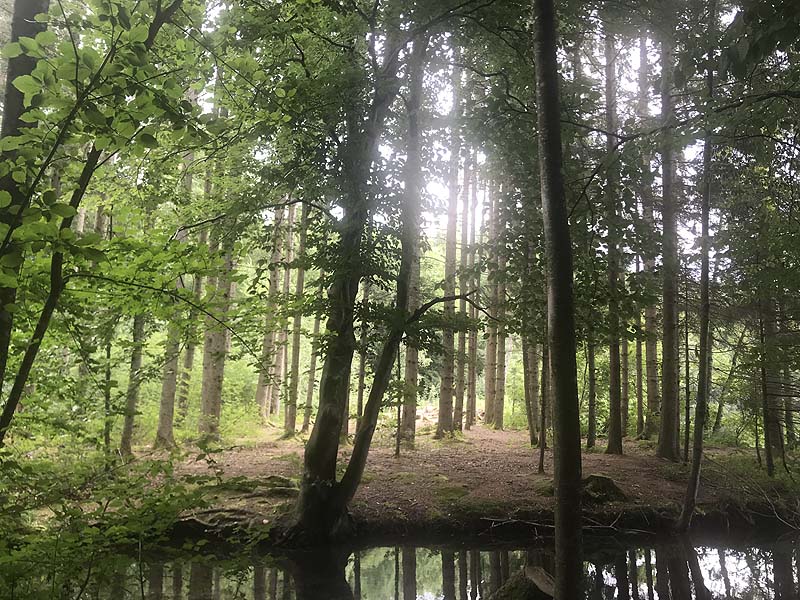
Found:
[36,537,800,599]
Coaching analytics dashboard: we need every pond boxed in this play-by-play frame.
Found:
[5,536,798,600]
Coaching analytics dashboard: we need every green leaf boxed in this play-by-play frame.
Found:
[129,25,150,44]
[0,191,11,209]
[1,43,22,59]
[138,133,158,148]
[275,88,286,98]
[12,75,41,97]
[35,31,58,46]
[81,247,107,263]
[50,203,77,218]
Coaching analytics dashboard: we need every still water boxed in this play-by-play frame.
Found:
[5,539,799,599]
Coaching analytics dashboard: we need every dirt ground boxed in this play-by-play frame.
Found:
[176,424,786,541]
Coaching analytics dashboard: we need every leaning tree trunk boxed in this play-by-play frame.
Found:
[656,32,681,461]
[604,27,623,456]
[295,27,406,538]
[120,314,146,456]
[436,59,461,439]
[533,0,584,594]
[286,203,309,436]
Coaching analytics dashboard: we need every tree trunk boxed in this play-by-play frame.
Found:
[494,240,507,431]
[533,0,584,595]
[120,314,146,456]
[286,203,309,436]
[587,341,597,448]
[484,183,497,426]
[436,60,461,439]
[198,236,234,441]
[402,547,416,600]
[355,281,371,433]
[604,27,623,456]
[0,0,51,398]
[255,206,285,419]
[272,204,295,419]
[636,293,645,437]
[712,329,745,433]
[455,150,472,432]
[465,159,479,430]
[155,321,182,449]
[523,338,540,446]
[637,34,661,441]
[538,332,549,473]
[656,33,681,461]
[295,28,411,537]
[302,276,324,433]
[761,302,782,476]
[678,13,715,527]
[622,336,630,436]
[399,35,427,446]
[442,552,456,600]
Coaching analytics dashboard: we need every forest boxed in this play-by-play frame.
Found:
[1,0,800,598]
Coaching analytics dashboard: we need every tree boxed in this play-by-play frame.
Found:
[436,58,461,439]
[532,0,583,595]
[656,28,681,461]
[285,203,309,436]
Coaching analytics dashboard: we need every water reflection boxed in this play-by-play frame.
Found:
[4,539,799,599]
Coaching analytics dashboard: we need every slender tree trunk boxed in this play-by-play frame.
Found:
[712,329,745,433]
[604,27,623,456]
[636,289,645,436]
[484,184,497,426]
[678,14,715,526]
[466,161,479,430]
[523,338,540,446]
[442,552,456,600]
[436,61,461,439]
[533,1,584,594]
[286,204,309,436]
[155,321,182,449]
[176,196,208,423]
[399,36,427,445]
[538,333,549,473]
[355,281,371,433]
[254,565,266,600]
[494,245,507,431]
[120,315,146,456]
[761,303,782,476]
[637,35,661,441]
[255,206,285,419]
[454,151,472,431]
[684,286,691,463]
[587,341,597,448]
[656,33,681,461]
[402,547,416,600]
[401,255,419,444]
[198,236,234,441]
[302,276,324,433]
[272,205,295,418]
[622,336,630,436]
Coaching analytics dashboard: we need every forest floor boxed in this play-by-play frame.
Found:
[173,424,800,545]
